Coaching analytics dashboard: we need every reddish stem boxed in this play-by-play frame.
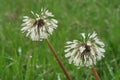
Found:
[91,66,101,80]
[46,39,71,80]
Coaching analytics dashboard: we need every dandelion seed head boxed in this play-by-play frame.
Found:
[21,8,58,41]
[64,32,105,68]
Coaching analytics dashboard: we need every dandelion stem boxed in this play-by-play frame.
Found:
[46,39,71,80]
[91,66,101,80]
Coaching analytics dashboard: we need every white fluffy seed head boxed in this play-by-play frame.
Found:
[64,32,105,68]
[21,8,58,41]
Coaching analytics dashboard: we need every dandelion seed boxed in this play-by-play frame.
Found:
[21,8,58,41]
[64,32,105,68]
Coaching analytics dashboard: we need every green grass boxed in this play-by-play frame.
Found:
[0,0,120,80]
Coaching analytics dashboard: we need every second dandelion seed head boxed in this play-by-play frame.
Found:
[64,32,105,68]
[21,8,58,41]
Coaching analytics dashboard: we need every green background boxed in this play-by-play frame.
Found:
[0,0,120,80]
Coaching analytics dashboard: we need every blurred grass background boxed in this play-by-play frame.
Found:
[0,0,120,80]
